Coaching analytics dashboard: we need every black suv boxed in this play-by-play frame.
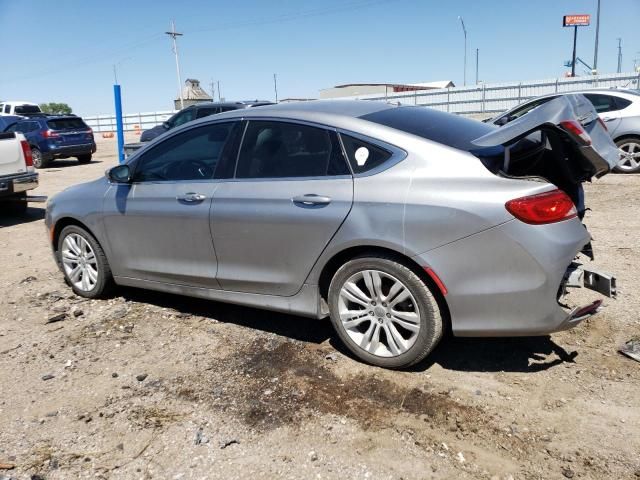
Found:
[140,101,274,142]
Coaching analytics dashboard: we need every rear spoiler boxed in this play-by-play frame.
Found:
[471,94,620,177]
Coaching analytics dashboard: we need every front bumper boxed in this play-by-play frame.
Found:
[0,172,39,196]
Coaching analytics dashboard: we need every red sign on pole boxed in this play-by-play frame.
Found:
[563,14,591,27]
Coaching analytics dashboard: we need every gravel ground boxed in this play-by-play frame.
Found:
[0,135,639,480]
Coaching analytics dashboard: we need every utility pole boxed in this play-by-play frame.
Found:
[475,48,479,84]
[593,0,601,73]
[165,20,184,109]
[458,16,467,86]
[273,74,278,103]
[209,79,216,101]
[217,81,222,101]
[617,38,622,73]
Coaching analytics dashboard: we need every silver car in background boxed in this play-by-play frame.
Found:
[45,97,618,368]
[487,88,640,173]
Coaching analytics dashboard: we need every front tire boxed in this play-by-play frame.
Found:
[57,225,114,298]
[613,136,640,174]
[328,255,443,369]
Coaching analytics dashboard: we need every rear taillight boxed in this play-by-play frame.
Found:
[21,140,34,170]
[505,189,577,225]
[559,120,591,145]
[42,129,60,138]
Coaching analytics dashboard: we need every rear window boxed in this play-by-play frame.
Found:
[14,105,41,114]
[47,118,88,130]
[360,106,495,152]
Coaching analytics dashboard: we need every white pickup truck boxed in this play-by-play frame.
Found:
[0,131,42,214]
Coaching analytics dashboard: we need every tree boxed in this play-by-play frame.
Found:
[39,102,73,115]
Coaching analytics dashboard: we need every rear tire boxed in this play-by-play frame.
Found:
[57,225,114,298]
[328,255,443,369]
[77,154,92,164]
[613,136,640,174]
[31,148,49,169]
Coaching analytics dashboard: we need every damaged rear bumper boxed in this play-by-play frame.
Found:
[563,262,617,298]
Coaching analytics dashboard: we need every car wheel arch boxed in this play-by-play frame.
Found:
[52,217,97,252]
[317,245,451,333]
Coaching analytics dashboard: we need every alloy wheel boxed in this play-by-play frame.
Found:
[61,233,99,292]
[617,141,640,172]
[338,269,421,357]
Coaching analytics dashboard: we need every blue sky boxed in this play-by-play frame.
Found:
[1,0,639,116]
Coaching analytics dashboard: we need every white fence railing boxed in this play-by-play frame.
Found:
[85,110,176,133]
[85,72,640,132]
[356,72,640,116]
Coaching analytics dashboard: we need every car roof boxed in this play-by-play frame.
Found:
[188,100,274,109]
[206,100,396,120]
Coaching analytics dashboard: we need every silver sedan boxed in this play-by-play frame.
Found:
[45,97,618,368]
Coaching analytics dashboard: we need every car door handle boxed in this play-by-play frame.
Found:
[177,192,207,203]
[602,117,616,122]
[292,194,332,206]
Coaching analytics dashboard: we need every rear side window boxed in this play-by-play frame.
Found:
[614,97,632,110]
[340,134,392,174]
[47,118,87,130]
[583,94,618,113]
[14,105,41,114]
[235,121,349,178]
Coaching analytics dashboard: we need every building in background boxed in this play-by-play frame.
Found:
[174,79,212,109]
[319,81,455,99]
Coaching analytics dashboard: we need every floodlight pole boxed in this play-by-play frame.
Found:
[458,16,467,86]
[165,20,184,109]
[593,0,601,73]
[571,25,578,77]
[273,74,279,103]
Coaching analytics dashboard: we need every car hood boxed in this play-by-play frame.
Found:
[140,124,167,142]
[472,94,619,178]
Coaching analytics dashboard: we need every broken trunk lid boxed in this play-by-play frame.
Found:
[472,94,620,178]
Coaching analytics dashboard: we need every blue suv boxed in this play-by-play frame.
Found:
[3,115,96,168]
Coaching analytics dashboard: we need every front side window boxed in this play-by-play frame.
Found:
[133,123,234,182]
[4,122,21,133]
[3,105,10,114]
[235,121,349,178]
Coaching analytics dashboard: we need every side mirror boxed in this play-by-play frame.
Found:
[495,116,510,126]
[162,121,171,129]
[106,164,131,183]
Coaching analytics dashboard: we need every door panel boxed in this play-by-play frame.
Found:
[211,178,352,295]
[210,120,353,296]
[102,181,220,288]
[101,122,239,288]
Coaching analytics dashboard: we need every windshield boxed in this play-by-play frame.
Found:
[47,118,88,130]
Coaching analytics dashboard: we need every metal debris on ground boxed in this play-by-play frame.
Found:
[618,338,640,363]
